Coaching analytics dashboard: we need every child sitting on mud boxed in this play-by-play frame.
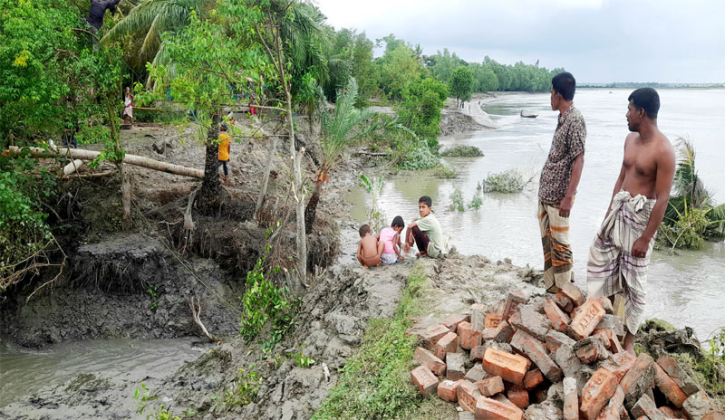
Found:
[356,224,383,268]
[378,216,405,265]
[404,196,444,258]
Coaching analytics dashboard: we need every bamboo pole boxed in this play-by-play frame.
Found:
[7,146,204,179]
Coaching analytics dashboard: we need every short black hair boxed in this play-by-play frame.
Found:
[628,88,660,119]
[359,224,371,237]
[552,72,576,101]
[419,196,432,207]
[391,216,405,229]
[220,123,228,131]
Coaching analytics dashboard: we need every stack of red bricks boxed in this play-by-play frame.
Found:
[409,284,723,420]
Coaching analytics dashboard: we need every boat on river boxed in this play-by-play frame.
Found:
[520,111,538,118]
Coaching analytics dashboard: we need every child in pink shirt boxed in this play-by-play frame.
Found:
[378,216,405,265]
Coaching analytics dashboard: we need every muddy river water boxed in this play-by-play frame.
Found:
[348,89,725,343]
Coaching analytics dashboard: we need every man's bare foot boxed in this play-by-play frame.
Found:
[362,265,369,269]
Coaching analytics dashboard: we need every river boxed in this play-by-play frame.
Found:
[348,88,725,342]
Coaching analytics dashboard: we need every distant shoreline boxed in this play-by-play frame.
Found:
[579,83,724,89]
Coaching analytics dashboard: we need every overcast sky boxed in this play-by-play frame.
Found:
[314,0,725,83]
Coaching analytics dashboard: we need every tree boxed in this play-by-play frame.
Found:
[450,66,474,106]
[377,36,424,101]
[396,77,448,149]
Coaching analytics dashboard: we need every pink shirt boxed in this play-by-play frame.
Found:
[379,227,397,255]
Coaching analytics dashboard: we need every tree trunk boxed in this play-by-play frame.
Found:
[197,113,223,211]
[119,163,131,220]
[8,146,204,179]
[255,135,276,219]
[287,93,307,285]
[304,180,321,234]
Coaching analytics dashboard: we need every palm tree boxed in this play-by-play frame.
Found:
[304,78,380,232]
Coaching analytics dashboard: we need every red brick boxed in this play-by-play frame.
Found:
[580,368,618,419]
[485,313,503,329]
[442,313,469,333]
[546,330,577,353]
[596,386,624,420]
[554,292,575,313]
[601,352,637,383]
[411,365,439,397]
[575,335,611,364]
[595,329,624,354]
[415,347,447,376]
[419,324,451,350]
[654,363,687,407]
[465,363,488,382]
[481,348,530,384]
[471,303,487,331]
[481,327,498,342]
[475,396,524,420]
[704,411,725,420]
[510,305,552,342]
[531,387,548,405]
[446,352,466,380]
[435,331,458,360]
[630,394,665,420]
[507,384,529,409]
[545,298,571,333]
[437,379,460,402]
[683,391,712,420]
[568,298,606,341]
[493,320,515,343]
[457,380,481,412]
[511,330,562,382]
[476,375,505,397]
[560,282,586,306]
[471,345,486,362]
[657,354,700,396]
[620,353,657,408]
[458,321,481,350]
[502,291,526,321]
[523,369,544,390]
[563,377,579,420]
[658,406,678,418]
[597,297,614,314]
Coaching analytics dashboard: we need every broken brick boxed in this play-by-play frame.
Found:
[446,352,466,381]
[554,344,583,378]
[620,353,656,409]
[482,348,531,384]
[595,329,624,354]
[437,379,461,403]
[442,313,469,333]
[596,297,614,314]
[465,363,488,382]
[493,320,515,343]
[502,291,526,321]
[554,292,574,313]
[654,362,687,407]
[471,304,487,332]
[457,380,481,413]
[435,331,459,360]
[560,282,586,306]
[563,376,579,420]
[510,305,552,341]
[568,298,606,341]
[657,354,700,396]
[481,327,499,342]
[683,391,712,420]
[511,330,562,383]
[658,406,678,418]
[596,386,624,420]
[580,368,618,420]
[523,369,544,390]
[594,315,625,339]
[419,324,451,350]
[507,384,529,409]
[631,394,665,420]
[471,345,486,362]
[415,347,447,376]
[477,375,505,397]
[601,352,636,383]
[411,365,439,397]
[485,313,503,329]
[458,321,481,350]
[544,298,571,333]
[475,396,524,420]
[546,330,577,354]
[704,411,725,420]
[575,335,611,364]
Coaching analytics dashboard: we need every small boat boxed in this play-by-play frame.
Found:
[520,111,538,118]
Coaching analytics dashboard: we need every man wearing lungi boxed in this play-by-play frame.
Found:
[538,72,586,292]
[587,88,675,354]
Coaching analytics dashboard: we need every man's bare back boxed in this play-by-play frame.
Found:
[357,232,383,268]
[620,131,675,199]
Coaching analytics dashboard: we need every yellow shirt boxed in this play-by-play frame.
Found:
[218,133,231,161]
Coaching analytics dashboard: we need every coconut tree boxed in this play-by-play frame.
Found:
[304,78,381,232]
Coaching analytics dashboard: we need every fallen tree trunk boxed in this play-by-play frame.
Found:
[7,146,204,179]
[63,159,85,176]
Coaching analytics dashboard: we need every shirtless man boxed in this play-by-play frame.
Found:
[587,87,676,354]
[356,225,383,268]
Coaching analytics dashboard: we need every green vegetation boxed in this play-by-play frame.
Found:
[395,78,449,151]
[482,169,527,193]
[359,174,386,233]
[313,266,428,419]
[292,346,316,368]
[670,328,725,406]
[134,382,193,420]
[450,66,474,106]
[440,145,484,157]
[658,138,725,249]
[223,367,261,408]
[469,187,483,211]
[450,188,465,212]
[147,284,160,311]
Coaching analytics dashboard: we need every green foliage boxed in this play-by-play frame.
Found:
[469,187,483,211]
[396,141,440,171]
[147,284,160,311]
[482,169,526,193]
[134,382,188,420]
[440,145,484,157]
[449,66,474,104]
[396,77,448,148]
[223,367,261,407]
[377,35,425,101]
[313,267,427,419]
[449,188,465,212]
[75,124,111,145]
[424,48,466,84]
[359,174,385,233]
[659,198,711,250]
[670,329,725,401]
[292,345,316,368]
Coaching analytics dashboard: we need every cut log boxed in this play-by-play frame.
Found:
[63,159,85,176]
[7,146,204,179]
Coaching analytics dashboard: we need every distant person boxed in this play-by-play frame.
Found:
[123,87,134,125]
[587,88,675,355]
[86,0,122,51]
[217,123,231,185]
[538,71,586,292]
[378,216,405,265]
[357,224,383,268]
[404,196,444,258]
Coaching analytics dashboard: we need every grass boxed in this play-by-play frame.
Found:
[482,169,527,193]
[440,145,484,158]
[312,266,431,419]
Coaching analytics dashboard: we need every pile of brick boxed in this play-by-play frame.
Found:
[409,284,723,420]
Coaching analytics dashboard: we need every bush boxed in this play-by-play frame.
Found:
[449,188,465,212]
[482,169,526,193]
[440,145,484,158]
[397,141,439,171]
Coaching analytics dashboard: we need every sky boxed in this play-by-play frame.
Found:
[313,0,725,84]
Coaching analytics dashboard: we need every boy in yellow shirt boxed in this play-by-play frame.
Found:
[218,124,231,185]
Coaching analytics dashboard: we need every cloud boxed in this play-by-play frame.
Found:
[314,0,725,83]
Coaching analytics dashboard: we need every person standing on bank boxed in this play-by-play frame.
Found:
[538,72,586,292]
[86,0,122,51]
[217,124,232,185]
[587,88,675,354]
